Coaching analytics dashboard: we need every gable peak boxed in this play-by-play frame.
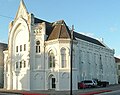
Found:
[19,0,28,13]
[15,0,28,20]
[20,0,26,8]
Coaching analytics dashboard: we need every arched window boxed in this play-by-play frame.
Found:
[36,40,40,53]
[61,48,66,68]
[48,50,55,68]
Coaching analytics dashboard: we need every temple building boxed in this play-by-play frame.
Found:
[4,0,118,90]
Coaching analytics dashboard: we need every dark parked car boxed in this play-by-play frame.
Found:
[93,79,109,87]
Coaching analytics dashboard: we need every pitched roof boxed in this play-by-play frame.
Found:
[115,57,120,63]
[34,17,51,24]
[34,17,53,36]
[0,43,8,50]
[48,20,71,40]
[34,18,105,47]
[74,32,105,47]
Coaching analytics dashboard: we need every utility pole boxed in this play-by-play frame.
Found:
[70,25,74,95]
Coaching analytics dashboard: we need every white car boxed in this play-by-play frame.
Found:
[82,80,97,87]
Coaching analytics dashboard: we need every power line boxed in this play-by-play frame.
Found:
[0,14,14,19]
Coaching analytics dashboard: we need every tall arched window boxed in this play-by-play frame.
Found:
[48,50,55,68]
[61,48,66,68]
[36,40,40,53]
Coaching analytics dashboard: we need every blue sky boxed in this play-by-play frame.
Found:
[0,0,120,57]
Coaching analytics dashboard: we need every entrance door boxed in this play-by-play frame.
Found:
[52,78,56,89]
[49,75,56,89]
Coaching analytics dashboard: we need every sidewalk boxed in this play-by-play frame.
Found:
[80,90,112,95]
[21,90,112,95]
[0,84,119,95]
[0,89,112,95]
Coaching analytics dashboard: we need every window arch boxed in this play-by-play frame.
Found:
[61,48,66,68]
[36,40,40,53]
[48,50,55,68]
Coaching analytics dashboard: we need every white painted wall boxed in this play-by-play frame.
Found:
[76,38,118,84]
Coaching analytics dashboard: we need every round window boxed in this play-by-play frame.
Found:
[36,41,40,45]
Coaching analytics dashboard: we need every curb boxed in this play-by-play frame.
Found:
[80,90,112,95]
[22,93,48,95]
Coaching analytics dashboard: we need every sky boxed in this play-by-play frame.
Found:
[0,0,120,57]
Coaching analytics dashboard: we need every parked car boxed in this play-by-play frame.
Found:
[78,81,88,89]
[93,79,109,87]
[78,80,97,89]
[83,80,97,87]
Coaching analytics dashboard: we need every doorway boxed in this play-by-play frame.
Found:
[48,75,56,90]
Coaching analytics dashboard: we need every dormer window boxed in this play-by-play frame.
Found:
[36,41,40,53]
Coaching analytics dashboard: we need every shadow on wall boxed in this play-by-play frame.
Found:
[13,49,71,90]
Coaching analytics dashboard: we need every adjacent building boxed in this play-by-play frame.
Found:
[4,0,118,91]
[115,57,120,83]
[0,43,7,88]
